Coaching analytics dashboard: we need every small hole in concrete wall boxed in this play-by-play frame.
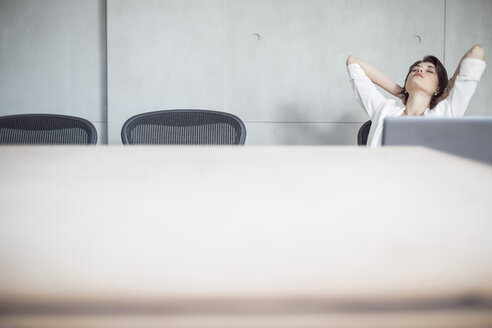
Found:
[253,33,261,41]
[414,35,422,44]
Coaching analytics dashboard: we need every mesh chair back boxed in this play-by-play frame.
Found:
[121,110,247,145]
[0,114,97,145]
[357,120,372,146]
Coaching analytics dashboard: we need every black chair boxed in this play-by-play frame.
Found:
[121,109,247,145]
[357,120,372,146]
[0,114,97,145]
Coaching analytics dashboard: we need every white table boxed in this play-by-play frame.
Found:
[1,146,491,327]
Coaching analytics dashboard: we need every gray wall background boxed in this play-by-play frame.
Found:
[0,0,107,143]
[1,0,490,145]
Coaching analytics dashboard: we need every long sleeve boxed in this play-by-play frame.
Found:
[347,63,387,119]
[434,58,486,116]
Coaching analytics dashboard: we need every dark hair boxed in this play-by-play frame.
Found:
[399,55,448,109]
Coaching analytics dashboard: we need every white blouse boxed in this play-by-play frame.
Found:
[347,58,487,147]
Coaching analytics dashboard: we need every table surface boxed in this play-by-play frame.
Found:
[1,146,491,326]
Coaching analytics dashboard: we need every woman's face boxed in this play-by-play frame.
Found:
[405,62,439,96]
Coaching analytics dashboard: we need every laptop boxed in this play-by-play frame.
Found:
[382,116,492,164]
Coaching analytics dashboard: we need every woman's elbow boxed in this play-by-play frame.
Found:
[469,44,485,60]
[346,55,356,66]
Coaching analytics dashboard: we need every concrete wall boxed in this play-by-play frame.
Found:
[0,0,107,143]
[1,0,490,145]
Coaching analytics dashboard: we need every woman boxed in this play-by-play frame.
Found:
[346,45,486,147]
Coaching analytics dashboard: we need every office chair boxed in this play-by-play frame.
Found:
[357,120,372,146]
[0,114,98,145]
[121,109,247,145]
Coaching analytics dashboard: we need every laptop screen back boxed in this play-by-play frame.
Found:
[382,117,492,164]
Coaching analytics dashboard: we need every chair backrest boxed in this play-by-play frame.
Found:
[121,110,247,145]
[357,120,372,146]
[0,114,97,145]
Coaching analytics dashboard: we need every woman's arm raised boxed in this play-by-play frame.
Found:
[443,44,485,98]
[346,55,404,100]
